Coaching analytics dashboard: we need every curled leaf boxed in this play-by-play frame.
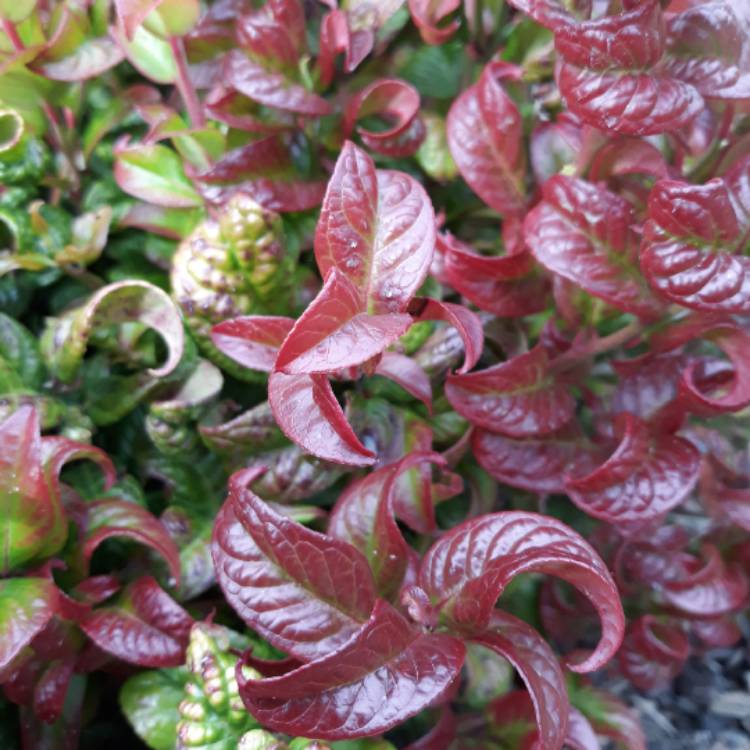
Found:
[211,316,294,373]
[409,0,460,45]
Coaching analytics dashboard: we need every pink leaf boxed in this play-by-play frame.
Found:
[446,62,526,214]
[445,345,575,437]
[82,500,181,584]
[565,413,701,523]
[211,316,294,373]
[374,352,432,413]
[344,79,425,158]
[505,0,592,30]
[477,611,569,750]
[318,10,373,87]
[268,372,376,466]
[408,0,460,45]
[224,50,331,115]
[79,576,192,668]
[211,467,377,660]
[275,270,413,375]
[472,426,580,494]
[315,141,436,314]
[237,599,465,739]
[641,158,750,313]
[524,175,664,319]
[237,0,306,72]
[418,511,625,672]
[408,297,484,375]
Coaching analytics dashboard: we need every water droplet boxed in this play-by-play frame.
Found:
[348,239,358,249]
[345,257,359,269]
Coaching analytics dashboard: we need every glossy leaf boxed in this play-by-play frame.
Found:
[268,372,376,466]
[525,175,664,319]
[641,158,750,313]
[237,0,306,71]
[275,269,413,375]
[565,413,701,523]
[318,9,373,87]
[211,316,294,373]
[374,352,432,413]
[477,611,568,750]
[82,500,181,584]
[315,141,435,314]
[445,345,575,437]
[0,577,58,672]
[446,62,525,214]
[212,467,377,660]
[80,576,192,668]
[237,599,466,739]
[419,511,624,672]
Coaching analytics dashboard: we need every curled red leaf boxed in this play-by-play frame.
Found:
[211,316,294,373]
[408,0,460,45]
[374,352,432,413]
[318,10,373,88]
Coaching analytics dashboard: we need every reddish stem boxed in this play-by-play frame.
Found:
[2,19,23,52]
[169,36,205,129]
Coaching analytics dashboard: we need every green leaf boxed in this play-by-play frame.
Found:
[0,576,57,671]
[416,113,458,182]
[0,312,44,390]
[0,0,36,23]
[142,0,200,39]
[114,142,202,208]
[112,22,177,83]
[120,668,187,750]
[397,41,467,99]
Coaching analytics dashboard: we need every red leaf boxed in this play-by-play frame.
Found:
[374,352,432,413]
[409,296,484,374]
[565,413,700,523]
[476,611,568,750]
[211,316,294,373]
[661,546,748,617]
[665,2,750,99]
[344,79,425,158]
[315,142,435,314]
[472,426,580,494]
[505,0,591,30]
[328,452,446,599]
[237,0,306,72]
[79,576,192,667]
[275,270,413,375]
[268,372,376,466]
[524,175,664,319]
[641,159,750,313]
[588,137,671,182]
[224,50,331,115]
[318,10,373,88]
[408,0,460,45]
[114,0,161,39]
[212,467,377,660]
[237,599,465,739]
[557,61,704,136]
[33,658,75,724]
[586,690,647,750]
[82,500,181,584]
[446,62,526,214]
[445,345,575,438]
[418,512,624,672]
[618,615,689,691]
[403,705,456,750]
[529,113,584,184]
[689,615,743,649]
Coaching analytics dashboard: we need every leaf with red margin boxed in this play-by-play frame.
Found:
[0,578,58,672]
[476,612,568,750]
[274,270,413,375]
[344,79,425,158]
[408,297,484,374]
[374,353,432,413]
[81,500,181,584]
[315,142,435,315]
[0,407,66,575]
[588,137,671,182]
[446,62,526,214]
[236,599,465,739]
[79,576,192,668]
[665,2,750,100]
[224,50,331,116]
[472,426,580,494]
[438,231,549,318]
[641,159,750,313]
[445,345,575,437]
[328,452,446,599]
[236,0,306,73]
[403,705,456,750]
[268,372,376,466]
[212,467,377,660]
[581,688,647,750]
[565,413,700,523]
[524,175,664,319]
[114,0,162,39]
[505,0,591,30]
[618,616,689,691]
[418,511,624,672]
[318,10,373,88]
[408,0,460,45]
[661,546,748,617]
[211,316,294,373]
